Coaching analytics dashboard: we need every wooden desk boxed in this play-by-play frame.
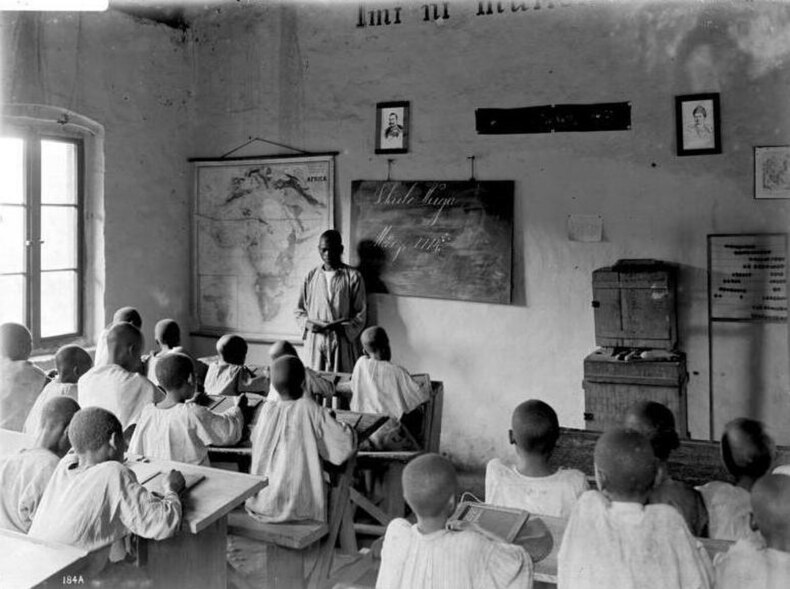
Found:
[0,529,91,589]
[0,429,34,456]
[125,457,266,588]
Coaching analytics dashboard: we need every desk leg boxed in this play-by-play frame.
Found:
[382,463,405,517]
[146,518,227,589]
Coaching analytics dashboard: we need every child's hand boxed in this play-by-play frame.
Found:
[165,470,186,495]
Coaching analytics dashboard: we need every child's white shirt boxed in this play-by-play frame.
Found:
[485,459,589,518]
[350,357,427,419]
[23,381,78,435]
[78,364,159,430]
[0,447,60,533]
[696,481,756,542]
[0,358,49,431]
[714,538,790,589]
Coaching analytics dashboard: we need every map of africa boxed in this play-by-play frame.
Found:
[194,156,334,339]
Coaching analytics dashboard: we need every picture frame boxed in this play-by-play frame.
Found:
[754,146,790,199]
[675,93,721,156]
[375,101,409,154]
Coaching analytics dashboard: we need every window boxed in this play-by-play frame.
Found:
[0,131,83,347]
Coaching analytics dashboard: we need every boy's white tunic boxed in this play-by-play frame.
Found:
[0,447,60,533]
[246,397,355,522]
[128,402,244,465]
[0,358,49,431]
[376,519,533,589]
[485,459,589,518]
[557,491,713,589]
[714,538,790,589]
[696,481,755,541]
[78,364,159,430]
[23,381,79,435]
[28,455,181,552]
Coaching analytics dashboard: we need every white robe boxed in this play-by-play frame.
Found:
[0,358,49,432]
[485,459,589,518]
[714,538,790,589]
[128,402,243,465]
[0,447,60,533]
[23,381,79,435]
[204,362,267,396]
[28,454,181,552]
[295,264,367,373]
[268,367,336,404]
[245,397,355,522]
[376,518,533,589]
[78,364,160,430]
[557,491,713,589]
[145,346,186,387]
[696,481,757,542]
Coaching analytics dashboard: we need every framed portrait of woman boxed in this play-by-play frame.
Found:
[675,93,721,156]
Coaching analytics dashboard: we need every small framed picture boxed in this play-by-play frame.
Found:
[755,146,790,199]
[375,101,409,154]
[675,93,721,156]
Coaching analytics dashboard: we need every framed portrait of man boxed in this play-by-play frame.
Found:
[375,101,409,154]
[675,93,721,156]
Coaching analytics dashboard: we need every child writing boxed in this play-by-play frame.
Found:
[558,428,712,589]
[714,474,790,588]
[268,340,335,403]
[78,322,161,437]
[129,352,244,465]
[486,400,588,518]
[28,407,184,558]
[145,318,188,387]
[350,326,428,450]
[204,334,268,396]
[0,322,49,431]
[0,397,80,533]
[696,417,775,541]
[245,354,355,522]
[376,453,533,589]
[23,345,92,435]
[624,400,708,536]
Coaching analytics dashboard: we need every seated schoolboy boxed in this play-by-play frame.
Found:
[557,428,712,589]
[350,326,428,450]
[0,322,49,431]
[245,354,355,522]
[94,306,143,369]
[696,417,775,541]
[23,345,92,435]
[28,407,184,555]
[204,334,268,396]
[714,474,790,588]
[129,353,244,465]
[376,453,533,589]
[486,400,588,518]
[0,397,80,533]
[268,340,334,403]
[78,323,160,435]
[624,400,708,536]
[145,319,188,387]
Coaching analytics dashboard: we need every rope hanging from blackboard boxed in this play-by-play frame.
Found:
[468,155,477,181]
[387,158,395,181]
[219,136,312,159]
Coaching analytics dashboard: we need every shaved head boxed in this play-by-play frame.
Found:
[511,400,559,456]
[40,396,80,430]
[595,428,657,499]
[55,345,93,384]
[269,340,298,361]
[624,401,679,462]
[112,307,142,329]
[107,323,144,369]
[752,474,790,543]
[721,418,775,481]
[0,322,32,361]
[156,352,194,391]
[271,355,305,399]
[217,334,248,365]
[319,229,343,247]
[361,326,388,350]
[68,407,123,454]
[154,319,180,348]
[403,453,457,518]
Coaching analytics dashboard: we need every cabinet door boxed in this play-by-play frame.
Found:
[621,286,673,341]
[593,286,623,338]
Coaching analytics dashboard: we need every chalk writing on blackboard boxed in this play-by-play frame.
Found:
[351,180,514,304]
[709,234,788,321]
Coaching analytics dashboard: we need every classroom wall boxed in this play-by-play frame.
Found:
[188,0,790,469]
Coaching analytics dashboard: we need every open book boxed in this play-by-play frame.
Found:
[446,501,529,543]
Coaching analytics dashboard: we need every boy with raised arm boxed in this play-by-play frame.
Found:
[558,428,712,589]
[697,417,775,541]
[204,334,268,396]
[0,397,80,533]
[486,400,588,518]
[129,352,244,465]
[377,453,533,589]
[24,345,92,435]
[145,318,188,387]
[0,322,49,431]
[246,354,355,522]
[78,322,160,436]
[268,340,335,403]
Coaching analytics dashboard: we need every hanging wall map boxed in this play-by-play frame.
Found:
[351,180,514,304]
[193,155,334,340]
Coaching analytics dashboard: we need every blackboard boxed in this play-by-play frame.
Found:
[350,180,514,304]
